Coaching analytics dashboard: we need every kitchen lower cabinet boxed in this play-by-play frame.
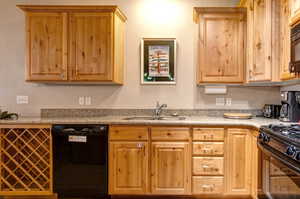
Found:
[109,142,149,195]
[108,125,260,198]
[225,128,252,195]
[0,125,52,196]
[151,142,191,195]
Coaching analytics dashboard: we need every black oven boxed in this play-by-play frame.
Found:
[290,22,300,74]
[258,142,300,199]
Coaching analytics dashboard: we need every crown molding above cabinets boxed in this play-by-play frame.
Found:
[17,5,126,85]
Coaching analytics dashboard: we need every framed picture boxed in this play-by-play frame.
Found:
[141,38,176,84]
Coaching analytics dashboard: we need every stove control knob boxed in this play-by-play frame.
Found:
[263,135,270,143]
[286,146,297,157]
[295,152,300,161]
[258,132,265,141]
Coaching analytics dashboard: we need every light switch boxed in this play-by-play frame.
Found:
[16,96,29,104]
[85,97,92,105]
[226,98,232,106]
[79,97,85,105]
[216,98,225,106]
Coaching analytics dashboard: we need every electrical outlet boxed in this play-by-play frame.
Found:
[216,98,225,106]
[226,98,232,106]
[79,97,85,105]
[85,97,92,105]
[16,96,29,104]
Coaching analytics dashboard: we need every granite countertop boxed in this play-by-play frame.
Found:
[0,115,283,129]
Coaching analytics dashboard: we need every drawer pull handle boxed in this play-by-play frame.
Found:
[201,184,215,192]
[202,165,209,168]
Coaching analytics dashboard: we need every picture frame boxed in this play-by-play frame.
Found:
[141,38,177,85]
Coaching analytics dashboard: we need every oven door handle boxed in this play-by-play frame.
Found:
[258,142,300,174]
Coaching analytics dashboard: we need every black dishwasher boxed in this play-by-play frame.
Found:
[52,124,108,198]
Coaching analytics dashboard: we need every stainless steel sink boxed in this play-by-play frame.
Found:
[123,116,186,121]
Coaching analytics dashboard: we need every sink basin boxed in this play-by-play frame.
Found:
[123,116,186,121]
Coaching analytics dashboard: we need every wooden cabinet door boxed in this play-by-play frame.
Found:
[280,0,295,80]
[250,0,272,81]
[151,142,191,195]
[26,13,68,81]
[225,129,251,195]
[198,11,245,83]
[109,142,148,195]
[69,13,113,81]
[291,0,300,21]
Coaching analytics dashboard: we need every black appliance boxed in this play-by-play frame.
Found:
[280,91,300,122]
[52,124,108,198]
[263,104,282,119]
[258,124,300,199]
[290,22,300,75]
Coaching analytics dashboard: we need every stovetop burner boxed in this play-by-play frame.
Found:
[264,124,300,144]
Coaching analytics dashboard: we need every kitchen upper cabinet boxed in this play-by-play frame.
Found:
[194,8,246,84]
[290,0,300,25]
[25,12,68,81]
[18,5,126,84]
[109,142,149,195]
[225,128,251,195]
[242,0,280,82]
[280,0,295,80]
[151,142,191,195]
[69,13,113,81]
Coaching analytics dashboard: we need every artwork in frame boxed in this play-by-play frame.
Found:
[141,38,176,84]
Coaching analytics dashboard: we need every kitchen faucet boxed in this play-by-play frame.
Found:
[154,101,167,119]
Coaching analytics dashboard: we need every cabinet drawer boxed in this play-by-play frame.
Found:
[151,128,190,141]
[193,142,224,156]
[193,176,224,194]
[193,157,224,175]
[193,128,224,141]
[109,126,149,141]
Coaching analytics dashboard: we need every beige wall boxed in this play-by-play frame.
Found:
[0,0,281,116]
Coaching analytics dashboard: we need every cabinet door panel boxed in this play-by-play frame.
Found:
[251,0,272,81]
[151,142,191,195]
[280,0,294,80]
[26,13,67,81]
[225,129,251,195]
[198,12,245,83]
[109,142,148,195]
[69,13,113,81]
[291,0,300,22]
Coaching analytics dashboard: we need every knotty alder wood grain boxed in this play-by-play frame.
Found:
[18,5,126,84]
[241,0,281,82]
[108,126,259,198]
[225,129,251,195]
[290,0,300,25]
[280,0,295,80]
[25,13,68,81]
[109,142,149,195]
[194,8,246,84]
[69,13,113,81]
[151,142,191,195]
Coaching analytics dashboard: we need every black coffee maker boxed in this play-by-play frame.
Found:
[280,91,300,122]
